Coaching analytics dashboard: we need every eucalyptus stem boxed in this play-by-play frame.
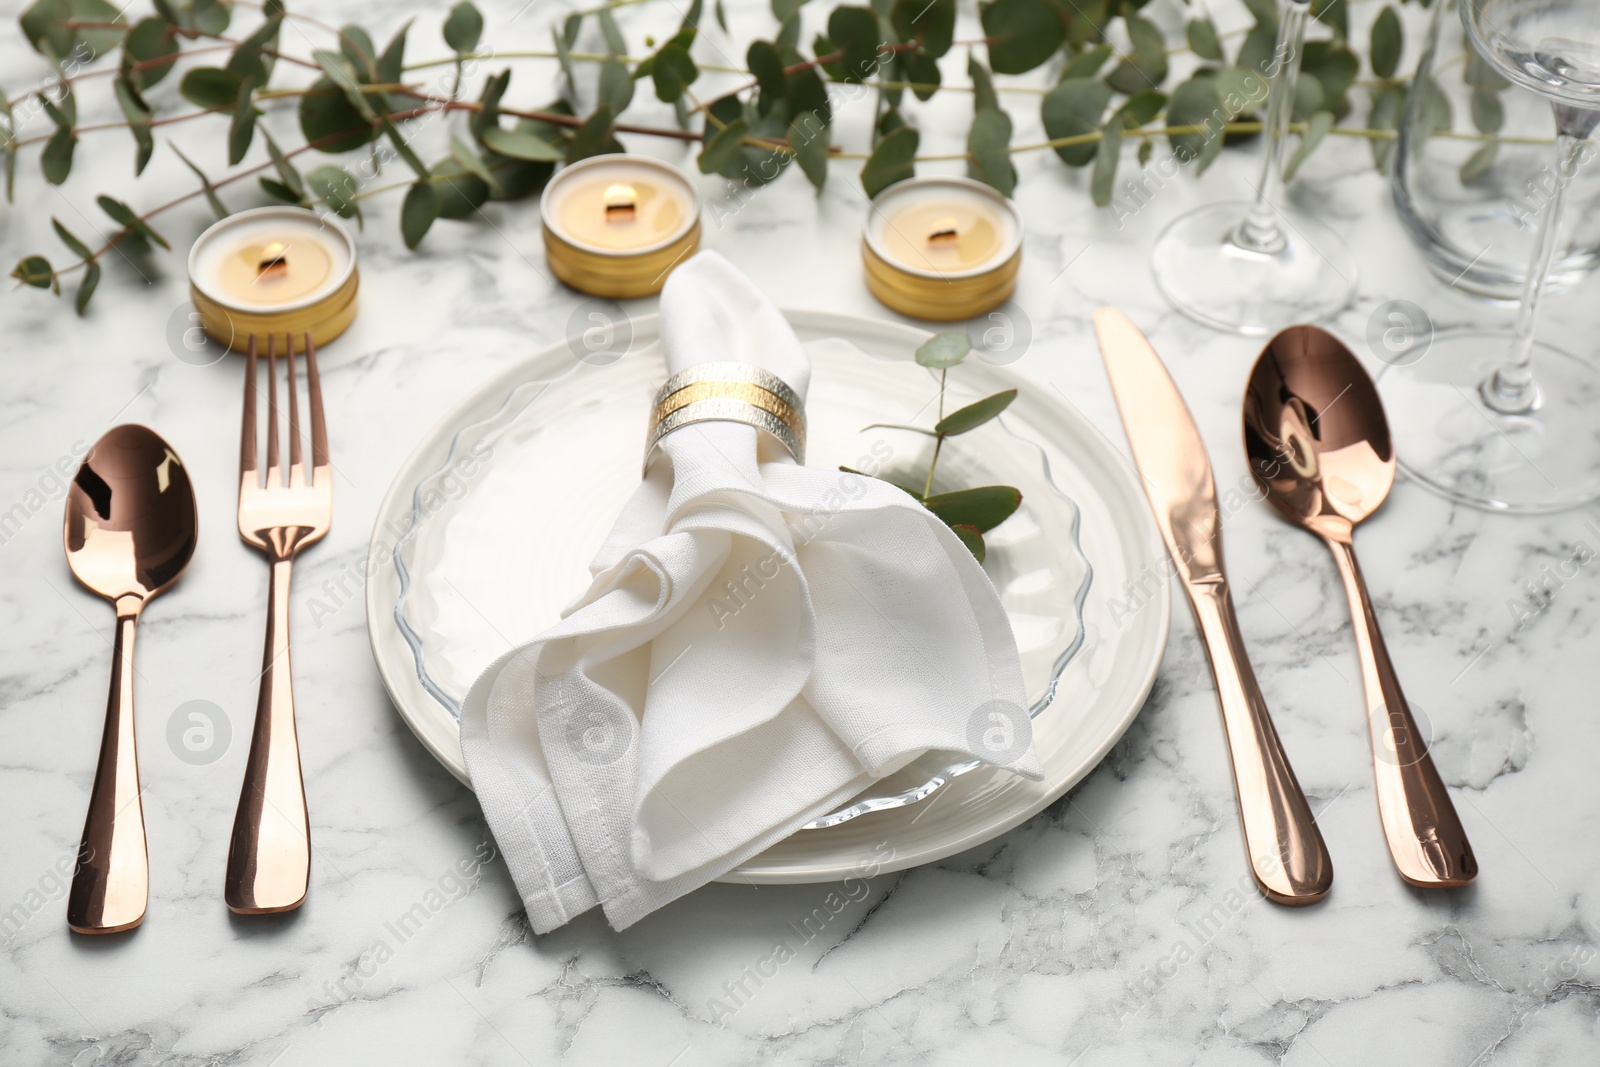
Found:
[921,368,948,500]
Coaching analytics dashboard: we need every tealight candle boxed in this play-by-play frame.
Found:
[862,176,1023,322]
[541,155,701,299]
[188,206,358,352]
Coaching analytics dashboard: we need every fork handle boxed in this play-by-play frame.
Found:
[1324,535,1476,887]
[69,598,148,934]
[226,556,311,914]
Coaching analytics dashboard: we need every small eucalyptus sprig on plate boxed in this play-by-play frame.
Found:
[843,331,1021,562]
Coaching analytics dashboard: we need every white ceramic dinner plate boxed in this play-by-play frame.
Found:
[365,310,1169,884]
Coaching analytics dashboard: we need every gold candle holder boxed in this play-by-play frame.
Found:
[541,156,701,300]
[187,206,358,353]
[862,176,1023,322]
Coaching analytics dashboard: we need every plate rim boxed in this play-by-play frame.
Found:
[364,308,1170,883]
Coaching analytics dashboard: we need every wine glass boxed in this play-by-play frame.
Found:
[1151,0,1359,335]
[1379,0,1600,513]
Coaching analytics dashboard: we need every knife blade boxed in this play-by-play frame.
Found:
[1092,307,1333,906]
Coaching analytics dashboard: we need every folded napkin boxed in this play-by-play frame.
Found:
[460,250,1037,932]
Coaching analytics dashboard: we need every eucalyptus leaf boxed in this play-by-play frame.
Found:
[827,7,881,84]
[114,77,154,175]
[981,0,1063,75]
[481,125,565,161]
[890,0,954,58]
[75,259,99,315]
[400,180,438,249]
[567,104,618,163]
[1368,83,1405,172]
[1282,110,1333,181]
[773,0,808,21]
[123,17,179,90]
[97,195,168,248]
[598,7,627,55]
[1471,87,1504,134]
[967,107,1016,197]
[51,218,91,258]
[313,50,376,121]
[1062,43,1113,81]
[429,157,489,218]
[1106,9,1168,95]
[443,1,484,54]
[258,177,301,203]
[598,55,634,113]
[915,332,970,369]
[306,165,360,220]
[901,50,940,100]
[1041,78,1110,167]
[298,77,379,152]
[651,40,699,102]
[699,118,750,174]
[748,40,786,113]
[1165,76,1223,170]
[41,126,74,184]
[936,389,1016,436]
[1369,5,1402,80]
[180,66,243,109]
[20,0,73,58]
[923,486,1021,532]
[339,24,377,79]
[1460,141,1497,183]
[860,125,917,197]
[968,55,999,114]
[172,144,228,218]
[789,111,830,191]
[1187,17,1222,62]
[377,20,411,84]
[1118,90,1167,130]
[13,255,55,290]
[1091,120,1121,207]
[1241,0,1278,34]
[450,134,499,193]
[262,130,305,197]
[227,80,256,165]
[471,69,511,140]
[949,523,985,562]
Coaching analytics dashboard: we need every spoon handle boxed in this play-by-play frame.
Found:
[1325,536,1477,887]
[1189,581,1333,905]
[68,599,148,934]
[226,556,311,914]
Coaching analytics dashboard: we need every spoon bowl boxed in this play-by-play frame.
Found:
[63,424,198,933]
[1244,327,1476,888]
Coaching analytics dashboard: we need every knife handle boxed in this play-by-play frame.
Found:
[1188,581,1333,905]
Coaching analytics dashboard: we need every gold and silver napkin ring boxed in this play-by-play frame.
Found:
[645,361,806,471]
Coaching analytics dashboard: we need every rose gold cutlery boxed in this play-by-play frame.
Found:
[1093,308,1332,905]
[1243,326,1476,887]
[226,332,329,914]
[64,425,198,933]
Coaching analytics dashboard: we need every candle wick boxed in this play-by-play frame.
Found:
[927,219,960,249]
[256,241,290,282]
[603,183,638,223]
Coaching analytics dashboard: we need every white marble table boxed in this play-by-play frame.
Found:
[3,1,1598,1063]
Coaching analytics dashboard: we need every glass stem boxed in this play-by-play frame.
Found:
[1483,119,1591,415]
[1234,0,1309,255]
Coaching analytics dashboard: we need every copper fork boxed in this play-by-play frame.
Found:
[226,332,330,914]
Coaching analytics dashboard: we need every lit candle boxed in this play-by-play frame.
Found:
[862,177,1023,322]
[188,206,358,352]
[541,156,701,299]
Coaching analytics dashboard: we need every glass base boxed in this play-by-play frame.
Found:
[1151,202,1359,336]
[1378,330,1600,513]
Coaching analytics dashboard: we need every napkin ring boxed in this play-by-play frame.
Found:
[645,362,806,471]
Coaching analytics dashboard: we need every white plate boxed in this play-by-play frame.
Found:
[365,310,1169,883]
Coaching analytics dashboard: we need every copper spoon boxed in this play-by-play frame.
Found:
[63,425,199,932]
[1243,326,1476,888]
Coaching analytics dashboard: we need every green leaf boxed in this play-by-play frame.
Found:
[172,145,228,218]
[444,1,483,54]
[1282,110,1333,181]
[1091,120,1121,206]
[114,77,154,175]
[314,50,376,120]
[400,180,438,249]
[262,130,305,197]
[51,219,91,258]
[923,486,1021,532]
[306,165,360,220]
[258,177,301,203]
[936,388,1016,436]
[1106,9,1168,95]
[651,41,699,102]
[180,67,244,110]
[901,49,940,100]
[1165,76,1224,170]
[967,107,1016,197]
[1187,17,1222,62]
[597,7,627,54]
[227,79,256,165]
[69,0,125,55]
[123,17,179,90]
[1302,42,1359,118]
[1311,0,1349,40]
[827,7,882,84]
[1471,87,1504,134]
[553,22,578,101]
[1041,78,1110,167]
[1235,21,1277,76]
[982,0,1062,75]
[1460,141,1497,183]
[699,117,750,173]
[12,255,55,290]
[1368,83,1405,172]
[226,11,281,85]
[915,331,971,369]
[949,523,985,562]
[773,0,808,21]
[1369,5,1402,80]
[41,126,74,184]
[450,134,498,193]
[968,55,999,113]
[339,24,378,79]
[597,55,634,114]
[429,157,489,218]
[470,68,511,140]
[377,19,411,84]
[481,125,565,161]
[860,125,918,197]
[891,0,954,58]
[748,40,786,113]
[1241,0,1278,34]
[75,259,99,315]
[1118,90,1166,129]
[20,0,72,58]
[41,89,73,130]
[298,77,379,152]
[97,195,168,249]
[567,104,619,163]
[1062,43,1113,80]
[789,111,829,192]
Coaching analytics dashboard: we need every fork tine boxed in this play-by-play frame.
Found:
[305,332,328,480]
[241,334,258,481]
[266,332,281,487]
[285,334,303,487]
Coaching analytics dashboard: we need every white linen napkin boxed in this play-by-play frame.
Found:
[460,250,1037,932]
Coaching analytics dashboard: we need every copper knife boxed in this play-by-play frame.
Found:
[1093,307,1333,905]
